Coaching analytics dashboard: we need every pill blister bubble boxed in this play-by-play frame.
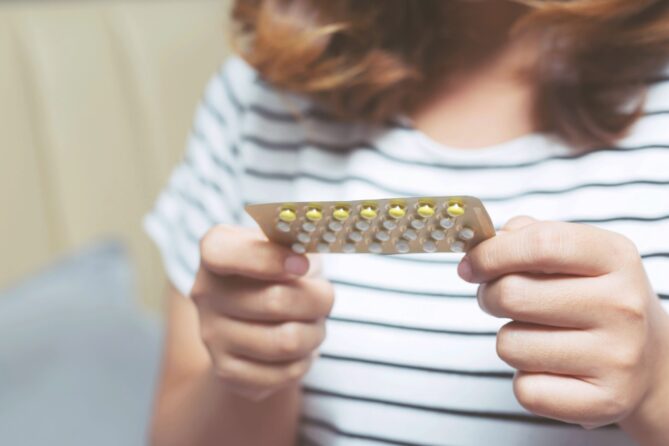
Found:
[292,243,306,254]
[277,221,292,233]
[343,243,357,253]
[333,206,351,222]
[317,243,331,253]
[297,232,311,244]
[322,232,337,244]
[355,220,371,232]
[349,231,363,243]
[459,227,475,241]
[279,208,297,223]
[360,205,378,220]
[369,243,383,254]
[451,241,465,253]
[329,221,343,232]
[417,202,436,219]
[375,231,390,242]
[423,240,438,253]
[302,222,317,233]
[306,207,323,222]
[447,201,465,217]
[402,229,418,241]
[431,230,446,241]
[388,204,407,219]
[395,240,410,254]
[440,218,455,230]
[383,220,398,231]
[411,219,426,230]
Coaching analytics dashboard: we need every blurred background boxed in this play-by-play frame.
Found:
[0,0,232,444]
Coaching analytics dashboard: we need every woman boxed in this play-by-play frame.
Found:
[146,1,669,445]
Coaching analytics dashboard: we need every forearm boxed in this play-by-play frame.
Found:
[620,377,669,445]
[620,308,669,445]
[150,367,302,446]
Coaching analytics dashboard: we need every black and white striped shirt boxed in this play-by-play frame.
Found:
[145,57,669,446]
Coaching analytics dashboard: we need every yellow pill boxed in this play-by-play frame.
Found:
[447,202,465,217]
[333,207,350,222]
[388,205,406,219]
[279,208,297,223]
[360,206,378,220]
[417,204,436,219]
[306,208,323,222]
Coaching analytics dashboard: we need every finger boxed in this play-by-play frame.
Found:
[501,215,537,232]
[513,372,617,427]
[497,322,601,376]
[477,273,608,327]
[212,317,326,363]
[194,275,335,322]
[458,221,634,283]
[211,354,314,400]
[306,254,324,278]
[199,225,309,281]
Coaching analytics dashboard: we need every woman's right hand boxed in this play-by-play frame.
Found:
[190,225,334,402]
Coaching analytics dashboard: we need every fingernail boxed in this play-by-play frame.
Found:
[458,256,474,282]
[284,255,309,276]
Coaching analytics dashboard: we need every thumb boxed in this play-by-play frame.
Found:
[306,254,324,278]
[501,215,537,233]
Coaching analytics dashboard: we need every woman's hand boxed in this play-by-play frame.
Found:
[190,225,334,402]
[458,216,669,436]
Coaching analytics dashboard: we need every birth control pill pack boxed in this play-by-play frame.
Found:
[245,196,496,255]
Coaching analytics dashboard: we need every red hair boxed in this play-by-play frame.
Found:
[232,0,669,148]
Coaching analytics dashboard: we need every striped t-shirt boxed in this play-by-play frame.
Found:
[145,56,669,446]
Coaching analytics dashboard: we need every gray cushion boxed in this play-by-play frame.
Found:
[0,241,163,446]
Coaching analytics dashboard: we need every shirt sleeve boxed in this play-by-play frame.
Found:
[143,58,251,296]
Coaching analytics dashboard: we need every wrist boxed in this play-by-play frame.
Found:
[619,308,669,445]
[201,366,303,446]
[204,364,303,404]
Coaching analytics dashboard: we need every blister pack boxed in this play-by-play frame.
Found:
[246,196,495,255]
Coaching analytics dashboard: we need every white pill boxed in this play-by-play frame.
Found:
[292,243,306,254]
[355,220,371,231]
[375,231,390,242]
[343,243,357,253]
[451,241,465,253]
[402,229,418,241]
[411,219,425,230]
[302,222,317,233]
[328,221,343,232]
[431,230,446,241]
[459,227,475,240]
[297,232,311,244]
[395,240,410,254]
[349,231,363,243]
[277,221,292,233]
[423,240,437,253]
[440,218,455,230]
[382,220,397,231]
[323,232,337,244]
[369,243,383,254]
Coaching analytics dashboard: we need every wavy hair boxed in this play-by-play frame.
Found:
[231,0,669,148]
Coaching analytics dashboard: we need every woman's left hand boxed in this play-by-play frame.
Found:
[458,216,669,436]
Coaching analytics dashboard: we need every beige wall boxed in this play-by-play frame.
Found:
[0,0,232,308]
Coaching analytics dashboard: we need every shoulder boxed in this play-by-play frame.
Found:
[196,56,333,149]
[206,56,374,152]
[210,56,319,121]
[642,61,669,114]
[644,69,669,116]
[621,67,669,146]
